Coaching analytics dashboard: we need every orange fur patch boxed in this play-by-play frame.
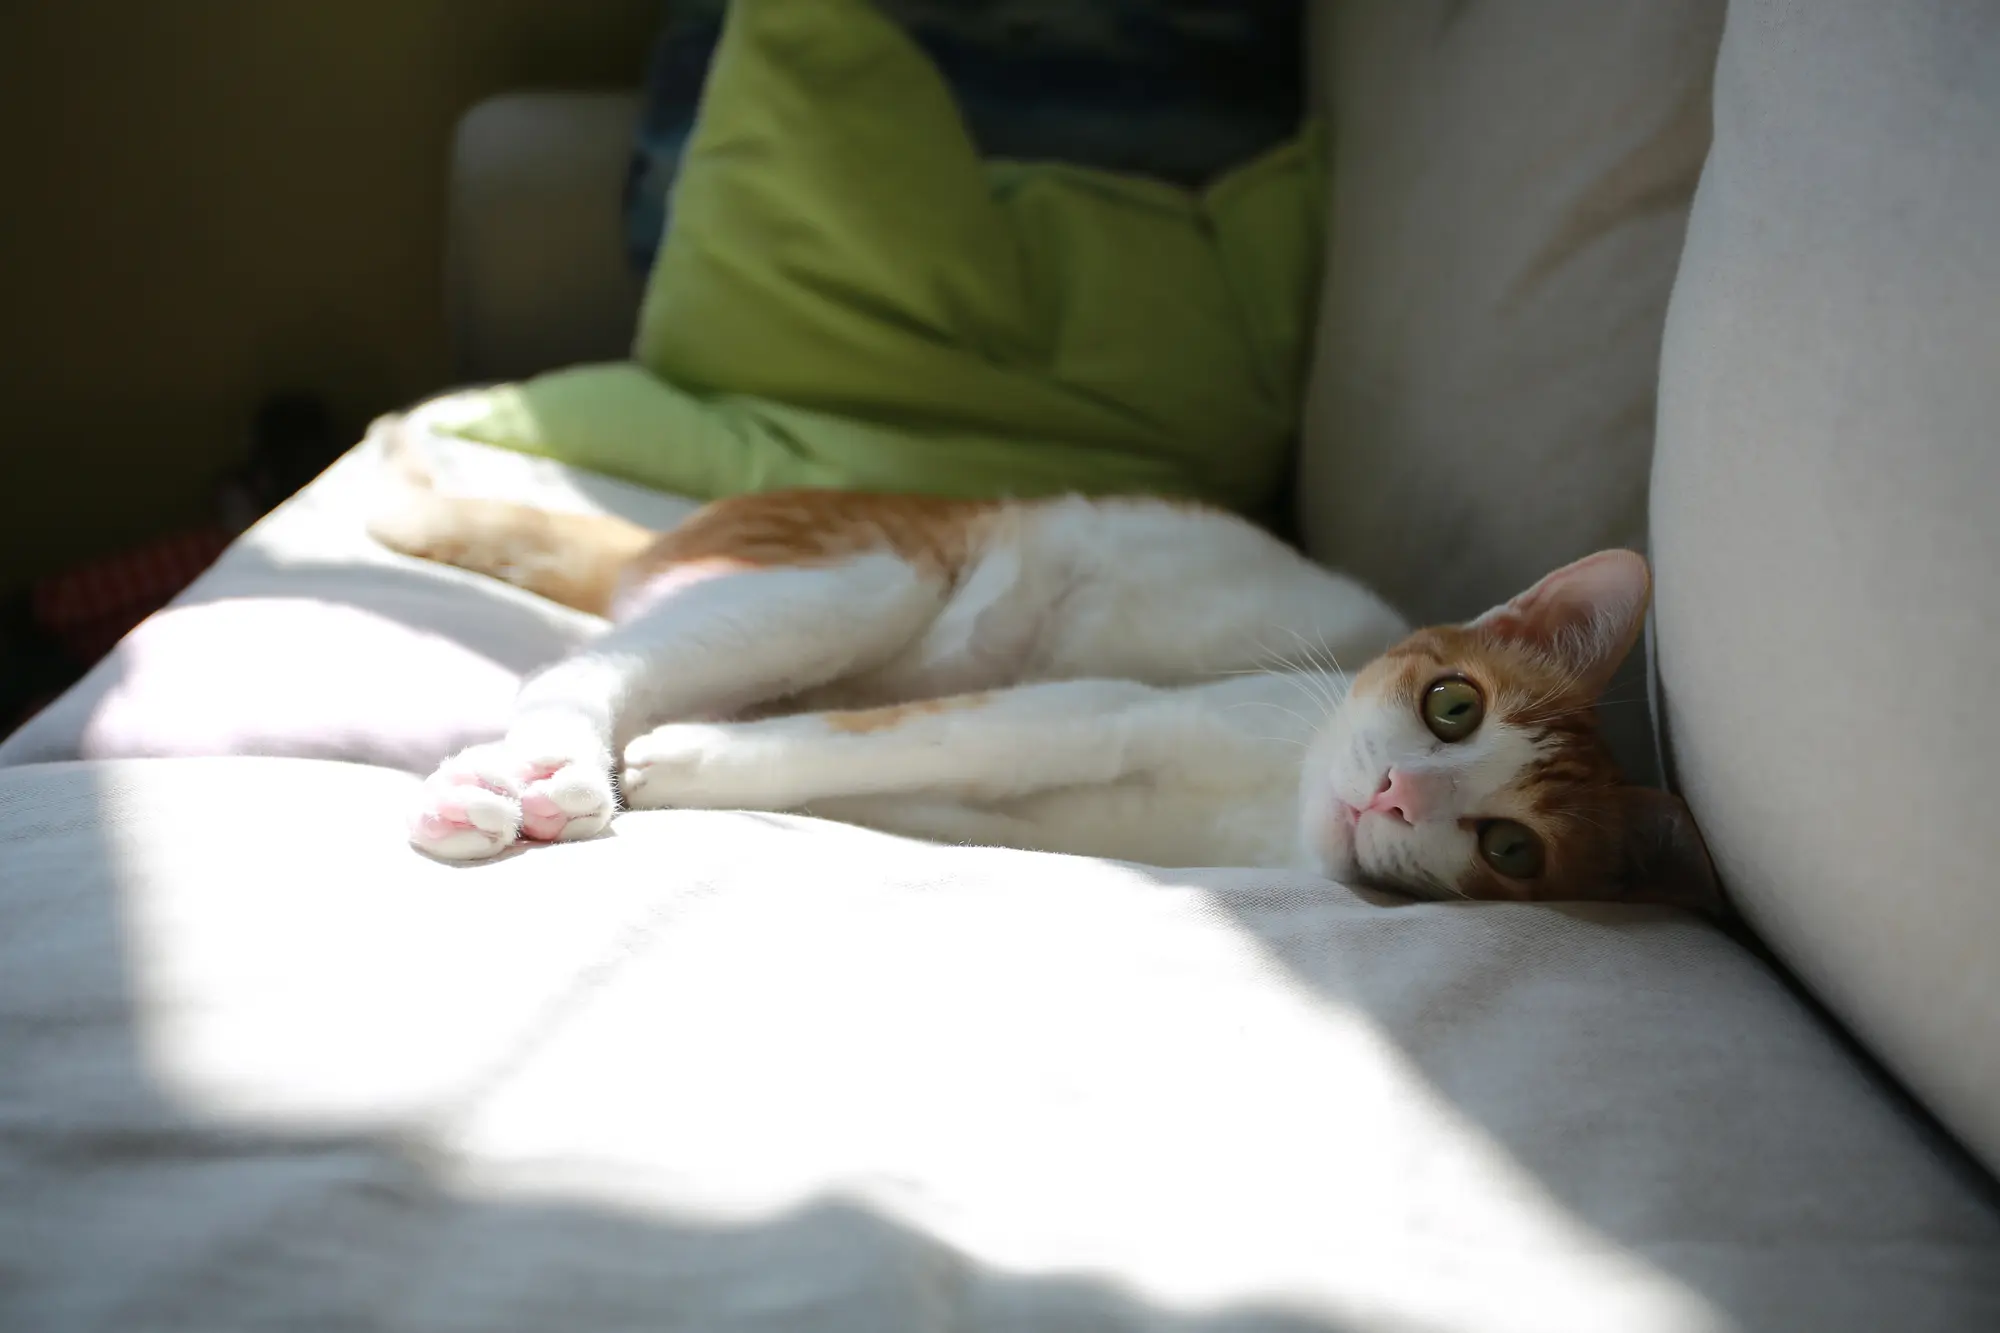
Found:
[371,495,656,617]
[822,693,993,735]
[1353,626,1635,904]
[380,485,1006,615]
[631,490,999,586]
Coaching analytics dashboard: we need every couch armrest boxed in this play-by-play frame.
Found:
[446,92,646,382]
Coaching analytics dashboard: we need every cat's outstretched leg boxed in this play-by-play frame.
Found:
[410,553,946,859]
[621,679,1166,811]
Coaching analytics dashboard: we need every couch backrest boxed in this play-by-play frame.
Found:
[1294,0,1725,782]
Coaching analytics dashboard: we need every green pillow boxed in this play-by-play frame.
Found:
[444,0,1325,517]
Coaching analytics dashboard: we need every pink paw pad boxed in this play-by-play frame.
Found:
[414,773,514,840]
[415,809,472,842]
[519,790,571,842]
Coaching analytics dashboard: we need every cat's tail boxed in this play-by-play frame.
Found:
[365,416,658,617]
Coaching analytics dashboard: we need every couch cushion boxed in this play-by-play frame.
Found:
[449,93,648,382]
[1293,0,1725,781]
[1295,0,1722,624]
[0,398,701,774]
[1650,0,2000,1176]
[3,757,1996,1331]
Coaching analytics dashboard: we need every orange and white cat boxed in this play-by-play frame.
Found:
[370,433,1715,908]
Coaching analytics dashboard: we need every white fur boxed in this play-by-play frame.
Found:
[1299,692,1550,900]
[623,673,1330,869]
[408,496,1409,867]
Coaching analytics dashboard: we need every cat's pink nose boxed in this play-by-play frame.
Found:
[1365,768,1438,825]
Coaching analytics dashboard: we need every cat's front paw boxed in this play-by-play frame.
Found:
[620,723,724,809]
[411,737,617,860]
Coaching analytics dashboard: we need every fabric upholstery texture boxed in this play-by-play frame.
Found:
[1650,0,2000,1175]
[1292,0,1725,783]
[0,399,700,774]
[447,94,646,384]
[3,757,1997,1332]
[1294,0,1723,621]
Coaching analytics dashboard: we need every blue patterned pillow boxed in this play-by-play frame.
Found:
[622,0,1305,272]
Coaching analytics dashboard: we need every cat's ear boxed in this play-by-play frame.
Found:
[1612,787,1725,916]
[1469,549,1651,697]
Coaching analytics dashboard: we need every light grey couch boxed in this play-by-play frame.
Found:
[4,2,1998,1330]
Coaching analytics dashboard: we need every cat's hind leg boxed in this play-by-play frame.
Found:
[411,553,946,859]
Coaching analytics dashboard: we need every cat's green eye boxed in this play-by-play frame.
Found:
[1477,820,1545,879]
[1421,677,1484,742]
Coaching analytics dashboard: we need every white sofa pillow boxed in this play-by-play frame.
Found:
[1651,0,2000,1174]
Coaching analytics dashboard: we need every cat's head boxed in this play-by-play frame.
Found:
[1298,549,1719,911]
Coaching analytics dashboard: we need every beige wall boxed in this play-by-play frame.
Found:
[0,0,659,593]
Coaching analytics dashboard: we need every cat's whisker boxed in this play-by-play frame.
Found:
[1237,732,1310,751]
[1271,640,1347,716]
[1283,626,1348,687]
[1525,696,1652,726]
[1252,634,1301,674]
[1213,656,1344,724]
[1517,672,1575,717]
[1279,626,1320,669]
[1281,672,1343,721]
[1394,862,1470,902]
[1309,631,1352,685]
[1226,700,1316,734]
